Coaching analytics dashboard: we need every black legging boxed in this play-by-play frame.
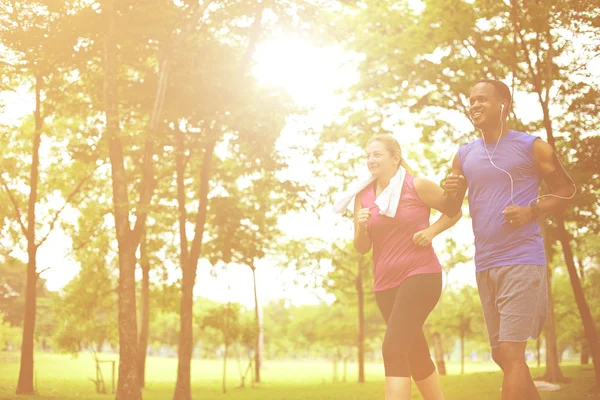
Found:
[375,273,442,379]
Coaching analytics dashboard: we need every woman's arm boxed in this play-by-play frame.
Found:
[353,195,372,254]
[413,177,463,246]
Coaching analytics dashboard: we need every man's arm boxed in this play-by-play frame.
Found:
[441,153,467,217]
[533,138,576,214]
[503,138,576,226]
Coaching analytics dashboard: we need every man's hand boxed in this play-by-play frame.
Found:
[502,206,534,227]
[444,174,467,196]
[356,208,371,231]
[413,228,434,247]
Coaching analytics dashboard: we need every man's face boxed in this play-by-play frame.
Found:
[469,82,503,129]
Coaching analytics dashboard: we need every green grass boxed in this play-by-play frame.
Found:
[0,352,598,399]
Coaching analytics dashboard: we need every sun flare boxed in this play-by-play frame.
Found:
[253,37,357,106]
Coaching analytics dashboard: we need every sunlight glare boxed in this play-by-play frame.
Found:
[253,37,358,107]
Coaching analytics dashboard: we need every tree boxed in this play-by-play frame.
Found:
[538,216,569,382]
[166,2,274,395]
[430,285,486,375]
[204,164,306,383]
[101,0,212,396]
[53,261,118,355]
[202,301,256,393]
[0,0,98,393]
[0,258,49,328]
[326,242,375,383]
[0,314,21,352]
[424,238,472,376]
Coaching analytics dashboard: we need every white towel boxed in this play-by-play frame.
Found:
[333,167,406,218]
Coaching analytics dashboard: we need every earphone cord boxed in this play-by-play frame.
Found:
[481,111,517,206]
[481,106,577,207]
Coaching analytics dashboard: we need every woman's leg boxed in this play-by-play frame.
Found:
[376,286,411,400]
[414,369,445,400]
[375,273,443,400]
[409,329,444,399]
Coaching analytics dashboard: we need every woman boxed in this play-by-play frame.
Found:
[354,134,461,400]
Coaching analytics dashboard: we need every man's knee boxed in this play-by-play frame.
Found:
[499,342,527,369]
[491,347,505,369]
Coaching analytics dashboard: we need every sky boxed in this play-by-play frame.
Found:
[2,17,597,309]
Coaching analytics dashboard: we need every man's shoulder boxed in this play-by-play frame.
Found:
[509,129,541,142]
[458,138,481,153]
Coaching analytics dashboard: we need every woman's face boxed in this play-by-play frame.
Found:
[366,140,399,177]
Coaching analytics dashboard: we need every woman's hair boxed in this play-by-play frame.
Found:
[367,134,413,174]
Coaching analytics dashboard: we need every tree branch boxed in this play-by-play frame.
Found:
[0,242,14,259]
[37,166,101,248]
[511,1,542,94]
[240,0,267,75]
[131,1,215,248]
[0,171,28,236]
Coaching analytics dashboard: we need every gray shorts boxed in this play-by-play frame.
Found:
[476,264,548,348]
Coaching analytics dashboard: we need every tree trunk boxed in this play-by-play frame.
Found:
[332,354,338,383]
[138,236,150,388]
[539,218,568,382]
[171,2,264,395]
[174,259,197,400]
[556,217,600,388]
[577,257,585,282]
[251,266,261,383]
[173,139,215,400]
[16,66,43,396]
[115,246,141,400]
[16,253,38,395]
[536,339,541,368]
[581,341,590,365]
[460,329,465,375]
[542,265,566,383]
[431,332,447,376]
[577,259,590,366]
[104,2,142,398]
[356,259,365,383]
[222,301,230,394]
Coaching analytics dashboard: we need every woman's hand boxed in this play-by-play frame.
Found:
[413,228,435,247]
[356,208,371,231]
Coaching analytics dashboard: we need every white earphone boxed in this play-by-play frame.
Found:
[481,100,576,207]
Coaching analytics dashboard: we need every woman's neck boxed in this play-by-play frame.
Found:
[375,173,394,193]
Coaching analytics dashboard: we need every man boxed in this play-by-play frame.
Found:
[441,79,575,400]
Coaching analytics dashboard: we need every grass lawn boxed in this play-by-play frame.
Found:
[0,352,598,399]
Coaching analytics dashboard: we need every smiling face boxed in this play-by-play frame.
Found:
[469,82,505,130]
[366,139,400,178]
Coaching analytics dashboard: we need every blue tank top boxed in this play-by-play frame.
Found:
[458,130,546,272]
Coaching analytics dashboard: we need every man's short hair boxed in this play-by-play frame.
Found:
[477,79,512,103]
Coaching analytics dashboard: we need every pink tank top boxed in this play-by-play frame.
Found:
[359,174,442,291]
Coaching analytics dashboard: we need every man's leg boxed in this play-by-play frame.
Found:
[486,264,547,400]
[492,345,540,400]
